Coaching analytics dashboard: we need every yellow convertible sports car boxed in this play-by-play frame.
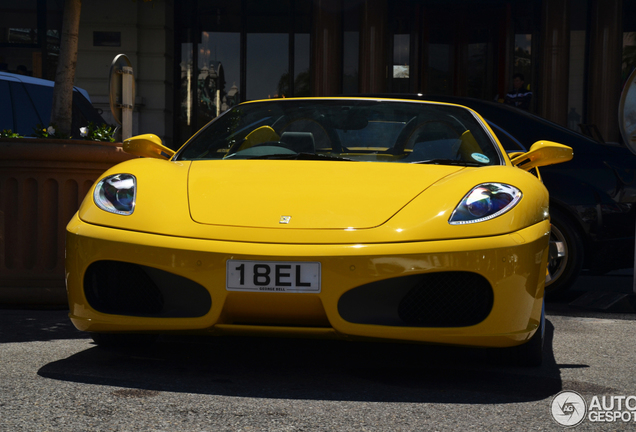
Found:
[66,97,572,366]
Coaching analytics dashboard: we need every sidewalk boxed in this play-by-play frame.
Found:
[547,268,636,315]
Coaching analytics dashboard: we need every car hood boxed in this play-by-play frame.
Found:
[188,160,464,229]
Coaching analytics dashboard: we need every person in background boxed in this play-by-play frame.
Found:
[16,65,28,75]
[504,73,532,111]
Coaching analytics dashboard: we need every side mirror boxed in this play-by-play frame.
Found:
[510,141,573,171]
[123,134,175,160]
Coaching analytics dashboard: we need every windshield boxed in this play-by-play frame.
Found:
[175,99,501,166]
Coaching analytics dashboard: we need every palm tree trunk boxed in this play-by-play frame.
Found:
[50,0,82,137]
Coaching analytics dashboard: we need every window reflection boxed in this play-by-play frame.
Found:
[177,0,310,143]
[391,33,410,94]
[0,0,37,45]
[179,32,241,142]
[294,33,310,96]
[0,0,61,79]
[467,26,491,100]
[342,2,360,94]
[428,42,453,95]
[393,34,410,79]
[179,42,194,128]
[247,33,289,100]
[511,1,534,111]
[198,32,240,117]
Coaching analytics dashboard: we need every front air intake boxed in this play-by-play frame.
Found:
[397,272,493,327]
[338,272,493,327]
[84,260,211,317]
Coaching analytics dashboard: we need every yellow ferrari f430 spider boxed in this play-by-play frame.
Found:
[66,97,573,366]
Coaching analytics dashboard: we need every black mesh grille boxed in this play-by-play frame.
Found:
[83,261,212,317]
[85,261,164,316]
[338,272,494,327]
[397,272,493,327]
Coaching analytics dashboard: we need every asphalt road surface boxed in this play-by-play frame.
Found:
[1,272,635,431]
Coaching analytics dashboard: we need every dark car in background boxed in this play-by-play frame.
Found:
[394,94,635,296]
[0,71,107,138]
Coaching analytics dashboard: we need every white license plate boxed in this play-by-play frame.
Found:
[226,260,321,293]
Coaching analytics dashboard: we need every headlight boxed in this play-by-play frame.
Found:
[93,174,136,215]
[449,183,521,224]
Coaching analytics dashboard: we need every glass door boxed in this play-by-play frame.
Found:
[175,0,311,146]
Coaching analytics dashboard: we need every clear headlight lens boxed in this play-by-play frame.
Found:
[93,174,136,215]
[449,183,522,224]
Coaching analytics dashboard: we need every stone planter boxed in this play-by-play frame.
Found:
[0,138,135,306]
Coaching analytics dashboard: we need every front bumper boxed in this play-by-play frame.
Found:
[66,213,549,348]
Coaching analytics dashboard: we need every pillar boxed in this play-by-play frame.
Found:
[359,0,388,94]
[587,0,622,143]
[312,0,342,96]
[538,0,570,126]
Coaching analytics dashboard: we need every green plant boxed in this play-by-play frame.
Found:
[33,124,71,139]
[80,122,116,142]
[0,129,22,138]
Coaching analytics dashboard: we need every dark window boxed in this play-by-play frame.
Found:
[0,2,62,80]
[342,2,360,94]
[389,0,413,93]
[293,0,311,97]
[175,0,312,146]
[246,0,291,100]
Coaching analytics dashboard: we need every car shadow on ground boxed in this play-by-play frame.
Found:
[35,319,573,405]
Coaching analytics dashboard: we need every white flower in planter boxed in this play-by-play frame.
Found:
[47,126,55,135]
[80,127,88,137]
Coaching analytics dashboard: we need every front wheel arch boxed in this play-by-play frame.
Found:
[545,206,585,297]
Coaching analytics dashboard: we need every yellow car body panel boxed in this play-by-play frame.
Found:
[67,212,548,347]
[77,158,548,244]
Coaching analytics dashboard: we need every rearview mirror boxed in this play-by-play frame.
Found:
[123,134,175,160]
[510,141,573,171]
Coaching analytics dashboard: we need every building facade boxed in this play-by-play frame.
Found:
[1,0,634,149]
